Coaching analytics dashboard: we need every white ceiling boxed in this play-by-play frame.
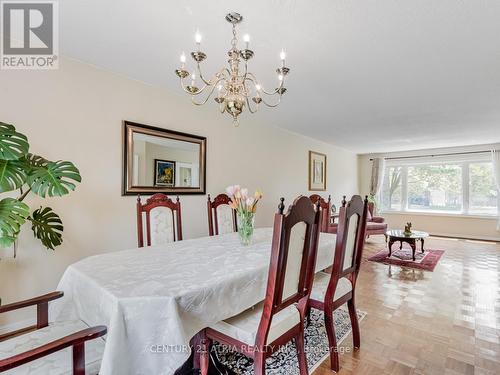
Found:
[61,0,500,153]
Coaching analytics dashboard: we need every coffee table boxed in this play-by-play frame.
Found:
[386,229,429,261]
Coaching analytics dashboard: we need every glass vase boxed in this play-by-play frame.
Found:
[238,212,255,246]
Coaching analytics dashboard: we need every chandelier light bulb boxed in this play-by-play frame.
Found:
[255,84,261,91]
[243,34,250,49]
[280,49,286,61]
[180,52,186,64]
[278,74,283,81]
[195,30,202,44]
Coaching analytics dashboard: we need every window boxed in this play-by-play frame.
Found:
[469,162,498,215]
[381,166,402,210]
[379,156,499,216]
[407,164,462,213]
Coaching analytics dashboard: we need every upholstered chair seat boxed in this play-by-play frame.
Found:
[0,320,105,375]
[310,273,352,302]
[366,222,387,231]
[209,302,300,346]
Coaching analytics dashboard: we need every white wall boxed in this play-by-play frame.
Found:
[358,144,500,241]
[0,57,358,326]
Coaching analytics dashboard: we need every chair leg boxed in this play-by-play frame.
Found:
[347,298,360,349]
[200,337,211,375]
[295,333,309,375]
[305,305,312,326]
[72,343,85,375]
[324,308,340,373]
[192,332,202,370]
[253,351,266,375]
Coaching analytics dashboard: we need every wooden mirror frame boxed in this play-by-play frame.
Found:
[122,121,207,195]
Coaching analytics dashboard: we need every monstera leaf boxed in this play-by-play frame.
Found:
[28,207,63,250]
[0,198,29,247]
[0,159,27,193]
[0,123,29,160]
[27,160,81,197]
[25,153,49,169]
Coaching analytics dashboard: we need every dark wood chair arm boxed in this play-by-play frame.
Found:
[0,292,64,314]
[0,291,65,340]
[0,325,107,372]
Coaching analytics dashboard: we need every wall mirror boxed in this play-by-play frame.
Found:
[123,121,206,195]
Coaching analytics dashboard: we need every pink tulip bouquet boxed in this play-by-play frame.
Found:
[225,185,263,245]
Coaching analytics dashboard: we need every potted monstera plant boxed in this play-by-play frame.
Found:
[0,122,81,254]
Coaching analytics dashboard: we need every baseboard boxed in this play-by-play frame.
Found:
[0,318,35,335]
[428,232,500,242]
[367,231,500,242]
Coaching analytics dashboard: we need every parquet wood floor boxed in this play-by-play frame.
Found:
[313,235,500,375]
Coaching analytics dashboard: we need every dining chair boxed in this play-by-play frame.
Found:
[197,196,322,375]
[323,196,347,235]
[308,195,368,372]
[207,193,238,236]
[309,194,331,232]
[136,193,183,247]
[0,292,106,375]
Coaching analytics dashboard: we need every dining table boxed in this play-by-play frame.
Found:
[50,228,337,375]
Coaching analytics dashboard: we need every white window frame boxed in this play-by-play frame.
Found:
[378,154,499,219]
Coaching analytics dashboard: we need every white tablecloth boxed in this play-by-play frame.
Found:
[50,228,336,375]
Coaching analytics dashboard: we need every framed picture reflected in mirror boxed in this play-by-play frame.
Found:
[154,159,175,187]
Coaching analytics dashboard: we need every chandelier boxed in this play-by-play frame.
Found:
[175,12,289,126]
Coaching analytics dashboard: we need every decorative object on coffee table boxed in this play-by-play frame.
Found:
[403,222,412,236]
[386,229,429,261]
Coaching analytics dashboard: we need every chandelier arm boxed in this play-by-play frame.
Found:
[245,95,258,114]
[244,73,283,96]
[190,77,226,106]
[179,77,210,95]
[242,81,258,114]
[197,64,230,86]
[260,94,283,108]
[242,61,249,81]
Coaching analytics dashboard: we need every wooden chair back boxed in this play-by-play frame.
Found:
[136,193,183,247]
[331,195,368,283]
[207,193,238,236]
[309,194,331,231]
[255,196,321,345]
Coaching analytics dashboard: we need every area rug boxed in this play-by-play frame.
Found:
[211,308,366,374]
[368,246,444,271]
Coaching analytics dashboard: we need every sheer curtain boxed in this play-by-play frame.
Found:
[370,157,386,198]
[492,150,500,230]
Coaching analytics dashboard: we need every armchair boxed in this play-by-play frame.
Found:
[364,202,388,237]
[0,292,106,375]
[325,200,387,238]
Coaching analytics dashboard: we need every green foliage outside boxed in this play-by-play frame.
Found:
[381,162,497,213]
